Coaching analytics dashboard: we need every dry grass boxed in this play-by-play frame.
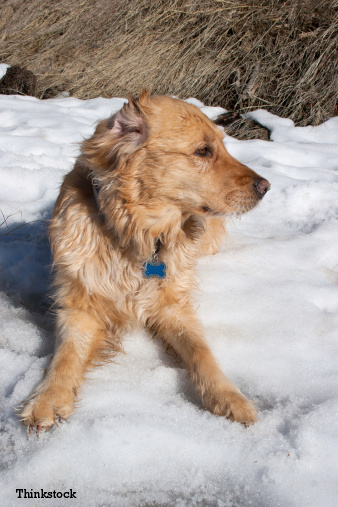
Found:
[0,64,36,95]
[1,0,337,127]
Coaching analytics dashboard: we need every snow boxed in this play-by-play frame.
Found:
[0,92,337,507]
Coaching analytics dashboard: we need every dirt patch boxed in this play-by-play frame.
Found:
[0,65,36,96]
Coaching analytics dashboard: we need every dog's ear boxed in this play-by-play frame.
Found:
[107,94,149,149]
[82,94,149,171]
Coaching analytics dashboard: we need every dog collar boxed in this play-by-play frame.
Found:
[92,178,101,210]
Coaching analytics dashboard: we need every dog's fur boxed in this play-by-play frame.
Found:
[20,92,270,431]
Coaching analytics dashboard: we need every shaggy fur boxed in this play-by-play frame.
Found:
[20,92,270,433]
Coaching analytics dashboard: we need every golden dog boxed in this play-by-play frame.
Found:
[20,92,270,432]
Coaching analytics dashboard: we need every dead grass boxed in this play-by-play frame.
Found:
[0,64,36,95]
[0,0,337,127]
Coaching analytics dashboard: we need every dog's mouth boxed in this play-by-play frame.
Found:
[201,205,212,213]
[200,178,271,217]
[200,205,222,216]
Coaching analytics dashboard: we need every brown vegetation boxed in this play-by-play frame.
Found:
[0,65,36,96]
[1,0,337,127]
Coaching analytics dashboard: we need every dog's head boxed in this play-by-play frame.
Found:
[82,91,270,253]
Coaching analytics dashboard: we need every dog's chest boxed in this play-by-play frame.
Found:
[80,242,195,303]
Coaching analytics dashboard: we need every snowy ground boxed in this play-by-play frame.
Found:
[0,92,337,507]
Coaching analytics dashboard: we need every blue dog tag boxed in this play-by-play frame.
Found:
[143,261,167,279]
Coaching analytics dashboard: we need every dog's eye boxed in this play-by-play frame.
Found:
[195,146,212,157]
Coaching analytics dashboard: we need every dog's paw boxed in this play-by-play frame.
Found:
[19,392,73,435]
[206,389,257,426]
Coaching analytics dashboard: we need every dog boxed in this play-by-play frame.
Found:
[20,91,270,433]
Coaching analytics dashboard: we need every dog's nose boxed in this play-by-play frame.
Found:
[253,178,270,197]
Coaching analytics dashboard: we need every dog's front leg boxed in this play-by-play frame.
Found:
[20,309,105,432]
[149,306,256,425]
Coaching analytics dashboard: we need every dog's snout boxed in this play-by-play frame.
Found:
[253,178,270,197]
